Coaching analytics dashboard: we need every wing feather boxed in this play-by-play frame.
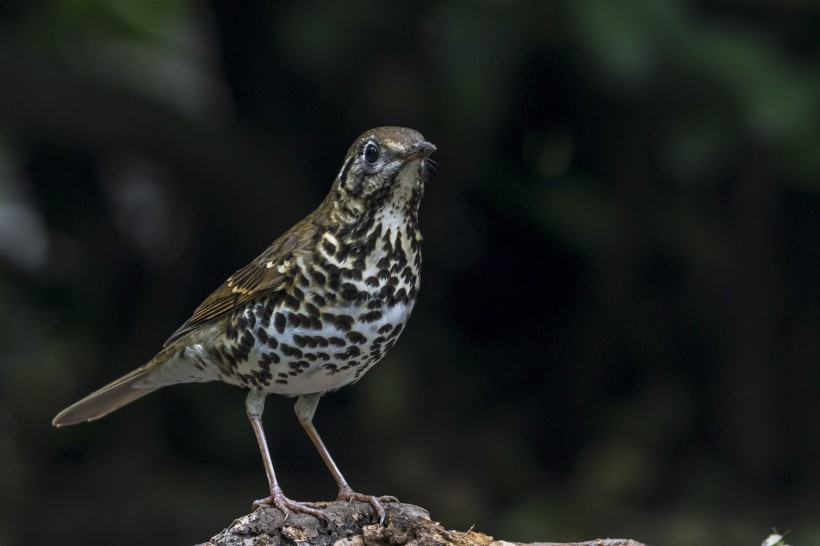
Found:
[163,227,316,346]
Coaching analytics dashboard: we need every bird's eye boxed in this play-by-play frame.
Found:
[364,142,380,165]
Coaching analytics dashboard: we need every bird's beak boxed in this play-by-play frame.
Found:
[402,141,437,161]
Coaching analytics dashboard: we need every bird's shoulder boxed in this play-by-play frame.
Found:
[163,220,321,346]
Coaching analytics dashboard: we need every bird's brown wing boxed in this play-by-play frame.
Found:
[163,225,317,346]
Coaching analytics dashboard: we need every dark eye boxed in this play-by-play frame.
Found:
[364,142,380,165]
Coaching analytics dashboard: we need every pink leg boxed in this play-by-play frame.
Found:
[246,389,327,520]
[294,393,397,524]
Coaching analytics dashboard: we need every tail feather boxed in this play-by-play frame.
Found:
[53,343,223,427]
[52,365,161,427]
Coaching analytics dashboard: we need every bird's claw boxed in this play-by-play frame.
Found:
[337,490,398,524]
[253,494,328,521]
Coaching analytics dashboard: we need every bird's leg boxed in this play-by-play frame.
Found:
[294,393,397,524]
[246,389,327,520]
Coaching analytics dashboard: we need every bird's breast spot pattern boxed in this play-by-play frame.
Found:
[221,301,413,395]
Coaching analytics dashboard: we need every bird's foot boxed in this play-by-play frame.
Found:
[253,491,328,521]
[337,488,398,524]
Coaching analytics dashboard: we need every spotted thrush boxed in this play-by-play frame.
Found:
[53,127,436,523]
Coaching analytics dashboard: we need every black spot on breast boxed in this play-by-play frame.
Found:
[274,313,286,334]
[379,285,395,300]
[256,327,268,343]
[336,346,361,359]
[226,321,238,340]
[346,331,367,344]
[333,315,354,331]
[323,240,337,255]
[359,311,383,323]
[328,270,341,291]
[382,239,393,253]
[340,283,359,301]
[258,353,274,369]
[280,344,303,358]
[237,332,254,358]
[328,336,346,347]
[224,352,237,370]
[261,305,273,325]
[336,243,351,262]
[394,242,407,261]
[284,294,300,310]
[377,323,393,334]
[236,314,249,333]
[342,268,363,281]
[365,276,379,287]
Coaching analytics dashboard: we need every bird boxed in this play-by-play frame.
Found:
[52,126,436,523]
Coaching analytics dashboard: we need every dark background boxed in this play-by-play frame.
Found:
[1,1,819,545]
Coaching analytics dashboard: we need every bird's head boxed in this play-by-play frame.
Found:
[332,127,436,217]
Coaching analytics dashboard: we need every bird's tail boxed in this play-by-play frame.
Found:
[52,345,195,427]
[52,364,162,427]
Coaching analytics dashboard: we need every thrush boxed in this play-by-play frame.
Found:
[53,127,436,523]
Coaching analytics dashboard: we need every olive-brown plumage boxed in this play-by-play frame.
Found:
[53,127,436,523]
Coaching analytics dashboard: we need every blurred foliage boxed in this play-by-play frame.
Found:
[1,1,819,545]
